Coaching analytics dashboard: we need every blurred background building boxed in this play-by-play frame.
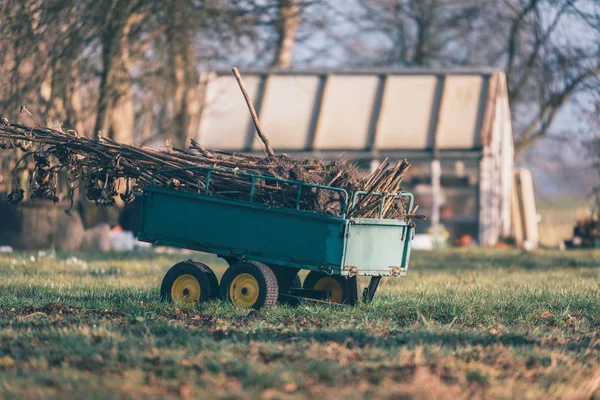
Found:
[195,69,514,246]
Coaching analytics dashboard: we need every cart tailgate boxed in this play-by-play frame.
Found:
[342,218,413,276]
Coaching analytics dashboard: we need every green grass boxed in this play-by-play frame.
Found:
[0,249,599,399]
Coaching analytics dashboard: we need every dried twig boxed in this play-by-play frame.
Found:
[232,67,275,158]
[0,119,415,220]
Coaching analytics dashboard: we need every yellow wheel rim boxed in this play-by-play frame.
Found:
[171,274,201,305]
[314,277,344,303]
[230,273,259,307]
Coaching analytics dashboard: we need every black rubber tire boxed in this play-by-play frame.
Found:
[219,261,279,309]
[290,274,302,289]
[269,265,301,295]
[303,271,358,304]
[160,260,215,303]
[187,260,219,299]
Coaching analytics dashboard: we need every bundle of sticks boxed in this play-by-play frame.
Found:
[0,118,417,219]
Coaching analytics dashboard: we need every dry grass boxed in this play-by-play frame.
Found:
[0,249,598,399]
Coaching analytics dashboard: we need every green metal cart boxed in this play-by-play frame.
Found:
[138,166,416,309]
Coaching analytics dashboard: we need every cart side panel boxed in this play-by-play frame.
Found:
[342,219,413,276]
[138,188,346,272]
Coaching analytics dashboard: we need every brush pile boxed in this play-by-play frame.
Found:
[570,217,600,248]
[0,119,416,220]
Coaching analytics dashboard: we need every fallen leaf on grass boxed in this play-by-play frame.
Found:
[541,311,552,319]
[181,359,193,367]
[179,383,192,399]
[0,356,15,369]
[283,383,297,393]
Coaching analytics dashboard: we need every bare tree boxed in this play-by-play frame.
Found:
[345,0,483,66]
[0,0,47,121]
[39,1,93,135]
[0,0,318,146]
[93,0,145,143]
[274,0,301,68]
[338,0,600,153]
[497,0,600,153]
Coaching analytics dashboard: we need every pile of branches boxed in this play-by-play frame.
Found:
[573,217,600,247]
[0,119,416,220]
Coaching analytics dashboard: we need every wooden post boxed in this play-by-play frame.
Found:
[232,67,275,158]
[431,159,441,245]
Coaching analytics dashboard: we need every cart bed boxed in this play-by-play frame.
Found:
[138,186,414,277]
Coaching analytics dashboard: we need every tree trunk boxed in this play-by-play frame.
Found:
[68,63,85,136]
[273,0,300,69]
[167,0,199,148]
[43,59,68,125]
[94,0,136,143]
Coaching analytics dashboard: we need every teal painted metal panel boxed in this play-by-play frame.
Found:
[342,219,414,276]
[138,187,347,273]
[138,181,416,277]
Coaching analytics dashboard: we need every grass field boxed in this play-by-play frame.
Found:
[0,249,598,399]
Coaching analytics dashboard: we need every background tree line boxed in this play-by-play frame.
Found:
[0,0,599,158]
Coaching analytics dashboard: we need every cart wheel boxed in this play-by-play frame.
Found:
[269,264,301,292]
[160,260,216,305]
[303,272,358,304]
[219,261,278,309]
[291,274,302,289]
[188,260,219,299]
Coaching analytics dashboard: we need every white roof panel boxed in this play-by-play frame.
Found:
[375,76,437,150]
[436,76,483,149]
[198,75,259,149]
[313,75,378,150]
[252,75,318,150]
[196,70,508,154]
